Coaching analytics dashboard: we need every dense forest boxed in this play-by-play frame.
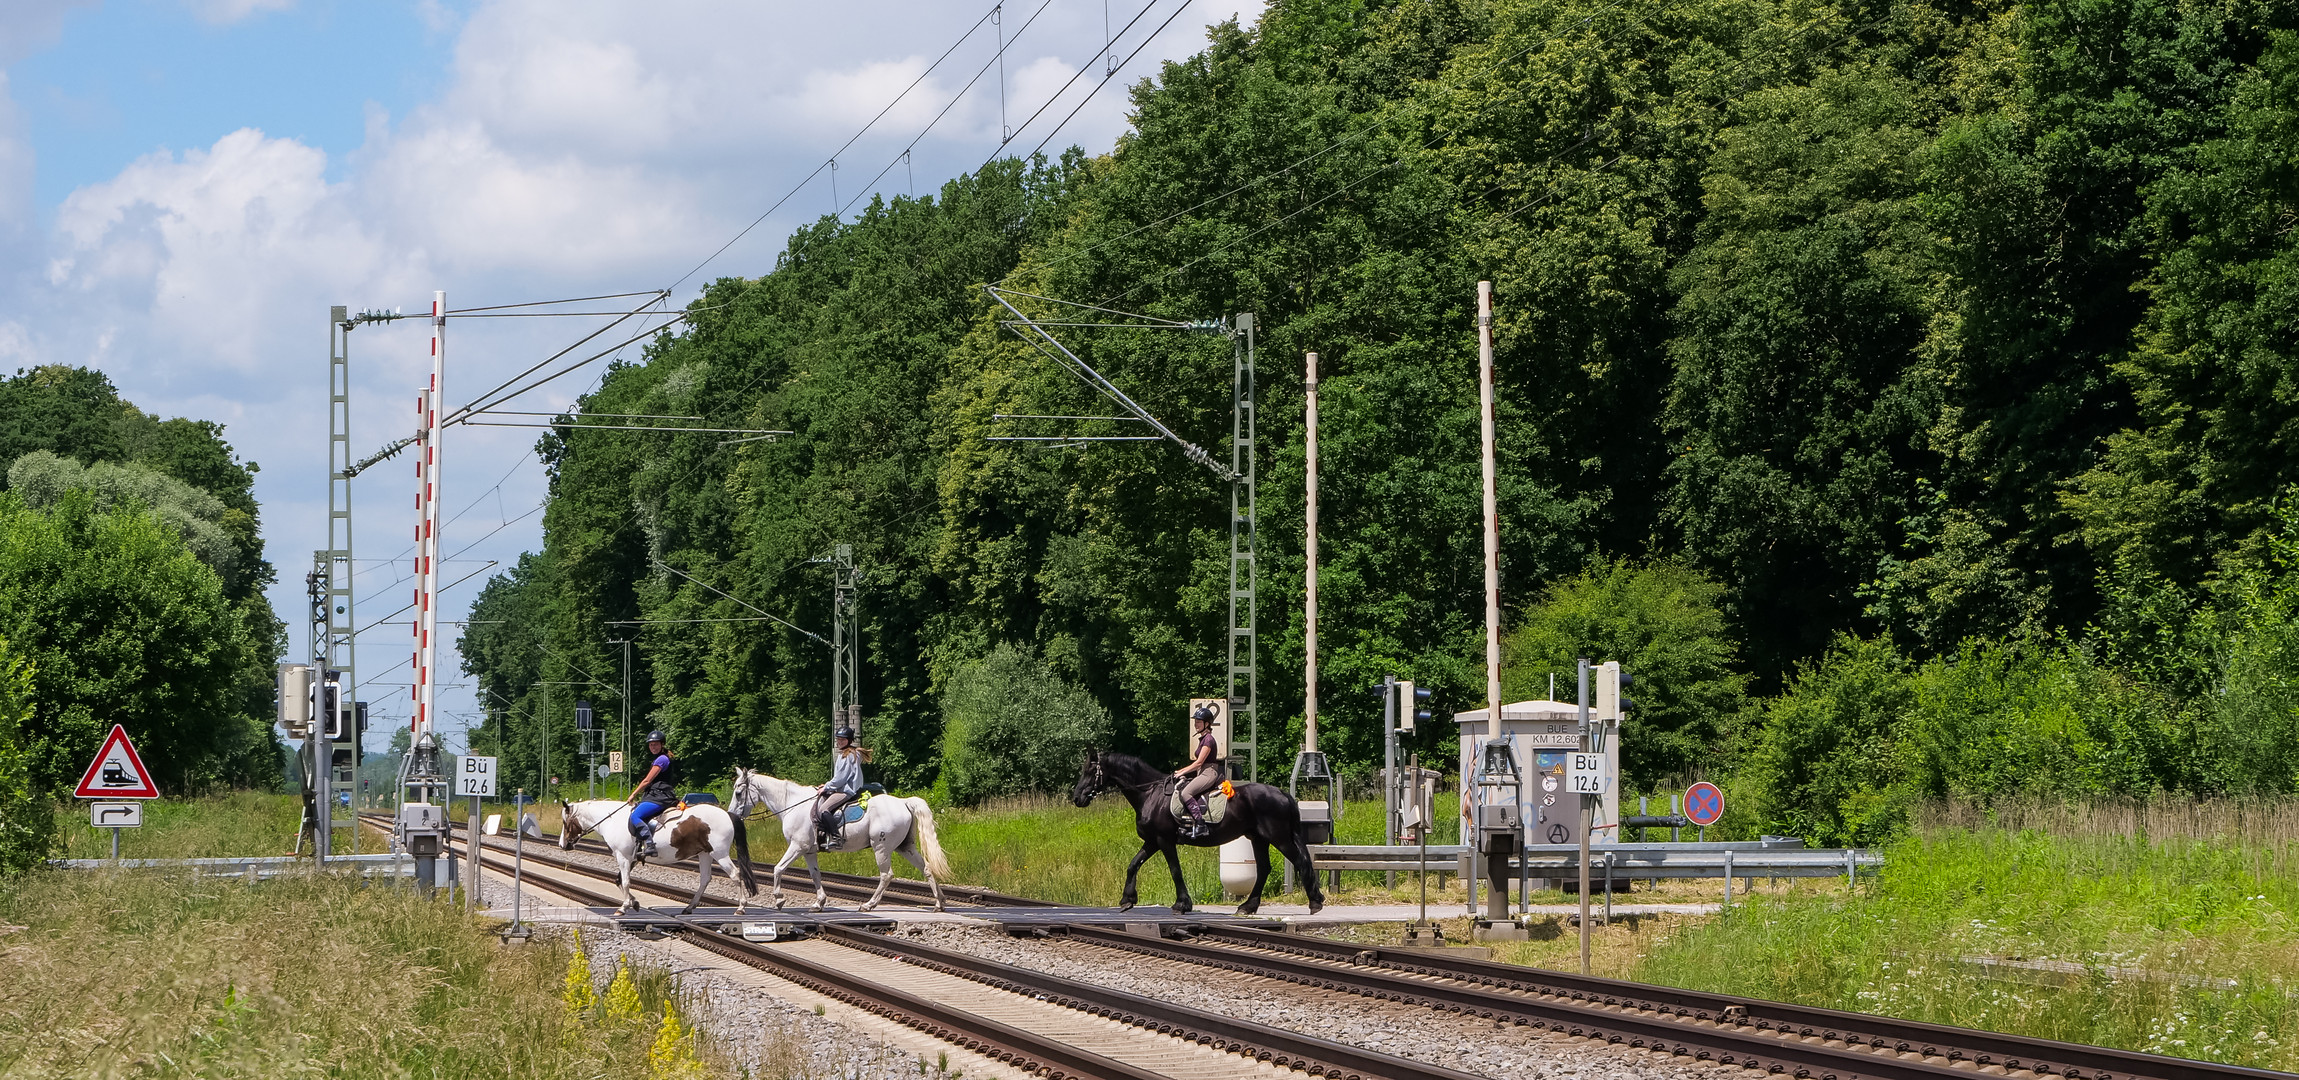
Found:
[463,0,2299,840]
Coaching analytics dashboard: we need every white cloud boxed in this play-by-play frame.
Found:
[182,0,297,26]
[2,0,1263,746]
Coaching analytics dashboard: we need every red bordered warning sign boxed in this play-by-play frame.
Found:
[74,725,159,799]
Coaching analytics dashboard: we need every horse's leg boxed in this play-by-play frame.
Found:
[860,840,894,911]
[895,836,945,911]
[717,852,748,914]
[807,853,829,910]
[1118,841,1156,912]
[684,854,710,915]
[1238,837,1273,915]
[770,846,801,909]
[1276,828,1326,914]
[615,854,638,916]
[1161,841,1193,913]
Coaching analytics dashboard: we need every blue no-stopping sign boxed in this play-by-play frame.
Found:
[1685,781,1725,827]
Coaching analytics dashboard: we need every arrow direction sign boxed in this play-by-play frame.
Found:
[90,802,143,828]
[74,725,159,799]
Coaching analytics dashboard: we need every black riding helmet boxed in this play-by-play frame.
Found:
[1191,703,1217,727]
[647,730,667,746]
[833,726,856,742]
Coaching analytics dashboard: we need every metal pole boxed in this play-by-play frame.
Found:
[468,793,480,913]
[512,789,526,933]
[111,827,119,861]
[1578,657,1592,975]
[415,290,445,755]
[1227,314,1259,781]
[1414,753,1428,926]
[1303,352,1318,755]
[1478,282,1500,742]
[1382,675,1395,889]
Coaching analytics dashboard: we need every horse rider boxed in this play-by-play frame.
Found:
[814,726,864,840]
[627,730,680,860]
[1173,703,1224,837]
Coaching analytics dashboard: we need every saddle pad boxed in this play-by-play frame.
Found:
[1168,783,1229,825]
[680,792,719,806]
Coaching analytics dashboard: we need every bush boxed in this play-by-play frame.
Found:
[1743,636,1916,846]
[938,643,1114,805]
[0,634,49,874]
[1502,558,1751,788]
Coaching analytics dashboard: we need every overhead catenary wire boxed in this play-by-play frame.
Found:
[837,0,1061,217]
[1021,0,1198,162]
[976,0,1172,173]
[673,2,1005,291]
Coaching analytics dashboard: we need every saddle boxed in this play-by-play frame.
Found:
[1169,779,1231,826]
[816,785,885,850]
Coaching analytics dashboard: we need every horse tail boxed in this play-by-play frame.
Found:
[905,797,954,880]
[730,811,759,895]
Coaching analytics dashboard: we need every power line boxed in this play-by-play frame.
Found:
[672,2,1004,290]
[838,0,1061,217]
[1016,0,1196,164]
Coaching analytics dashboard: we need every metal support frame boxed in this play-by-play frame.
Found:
[1227,313,1258,781]
[982,287,1258,779]
[810,543,862,764]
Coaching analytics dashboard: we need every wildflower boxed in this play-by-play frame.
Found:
[605,955,645,1025]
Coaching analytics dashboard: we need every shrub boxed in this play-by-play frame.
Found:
[1744,636,1917,846]
[0,634,49,874]
[1502,558,1752,788]
[938,643,1115,805]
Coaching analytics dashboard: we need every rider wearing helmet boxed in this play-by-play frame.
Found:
[1174,703,1224,837]
[814,726,863,840]
[628,730,679,860]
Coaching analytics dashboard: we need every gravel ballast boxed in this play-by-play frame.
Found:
[899,923,1752,1080]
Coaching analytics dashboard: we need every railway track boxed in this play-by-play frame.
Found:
[1057,924,2293,1080]
[358,813,2294,1080]
[445,829,1477,1080]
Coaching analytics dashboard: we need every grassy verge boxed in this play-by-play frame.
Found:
[53,791,359,861]
[0,864,729,1079]
[1629,823,2299,1070]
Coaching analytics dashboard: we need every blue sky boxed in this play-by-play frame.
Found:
[0,0,1259,761]
[16,1,446,209]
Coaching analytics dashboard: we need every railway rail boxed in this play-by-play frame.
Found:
[354,813,2294,1080]
[446,830,1476,1080]
[1059,924,2292,1080]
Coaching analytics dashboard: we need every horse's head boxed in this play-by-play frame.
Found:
[1072,750,1105,807]
[557,801,580,850]
[729,767,755,816]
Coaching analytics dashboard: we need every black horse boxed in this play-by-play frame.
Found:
[1072,750,1324,914]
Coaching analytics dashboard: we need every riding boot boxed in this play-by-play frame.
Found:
[635,823,656,862]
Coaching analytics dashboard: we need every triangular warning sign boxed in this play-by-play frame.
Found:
[74,725,159,798]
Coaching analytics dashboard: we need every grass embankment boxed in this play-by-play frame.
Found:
[54,790,360,860]
[6,793,733,1079]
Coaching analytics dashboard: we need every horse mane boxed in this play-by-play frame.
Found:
[1097,750,1169,782]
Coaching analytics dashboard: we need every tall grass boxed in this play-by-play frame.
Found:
[1633,823,2299,1070]
[52,791,360,860]
[0,866,724,1079]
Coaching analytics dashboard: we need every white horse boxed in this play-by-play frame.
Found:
[558,798,758,916]
[729,767,952,911]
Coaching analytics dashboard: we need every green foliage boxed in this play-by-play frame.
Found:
[8,450,238,576]
[0,634,49,875]
[1501,559,1749,788]
[939,643,1116,805]
[456,0,2299,812]
[0,491,273,795]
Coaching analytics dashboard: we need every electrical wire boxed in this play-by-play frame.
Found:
[979,0,1171,172]
[672,2,1004,291]
[1021,0,1197,163]
[837,0,1061,217]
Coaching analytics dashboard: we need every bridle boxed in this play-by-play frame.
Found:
[730,770,823,821]
[1079,753,1167,800]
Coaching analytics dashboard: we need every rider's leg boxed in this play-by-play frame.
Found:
[816,790,853,840]
[1178,769,1220,833]
[630,801,664,857]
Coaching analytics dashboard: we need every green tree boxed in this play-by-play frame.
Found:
[938,643,1116,804]
[0,491,269,794]
[1744,636,1916,846]
[1501,559,1749,788]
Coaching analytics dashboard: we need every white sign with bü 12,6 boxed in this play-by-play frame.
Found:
[457,756,497,796]
[1568,752,1611,794]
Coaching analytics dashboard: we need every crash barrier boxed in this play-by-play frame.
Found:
[49,852,436,883]
[1306,841,1884,880]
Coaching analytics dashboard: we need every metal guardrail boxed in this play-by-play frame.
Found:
[1308,843,1884,879]
[50,853,420,879]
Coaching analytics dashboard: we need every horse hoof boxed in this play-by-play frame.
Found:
[859,901,879,912]
[773,898,788,909]
[1308,900,1324,915]
[1172,903,1194,914]
[680,905,696,915]
[1116,902,1135,913]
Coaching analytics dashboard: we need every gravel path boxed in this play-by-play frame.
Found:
[473,868,966,1079]
[899,923,1751,1080]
